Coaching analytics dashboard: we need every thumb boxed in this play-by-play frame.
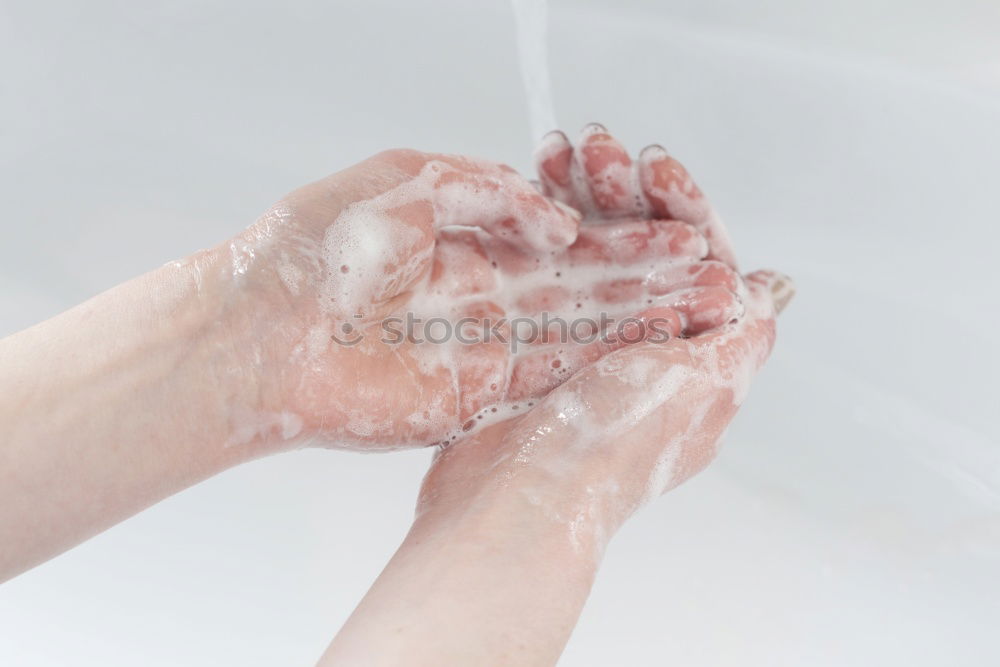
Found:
[677,268,793,405]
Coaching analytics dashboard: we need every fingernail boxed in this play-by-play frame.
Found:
[541,129,569,144]
[581,122,608,136]
[770,273,796,314]
[639,144,669,160]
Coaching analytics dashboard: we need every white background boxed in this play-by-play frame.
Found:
[2,0,999,664]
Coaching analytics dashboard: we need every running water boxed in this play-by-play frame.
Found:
[511,0,558,142]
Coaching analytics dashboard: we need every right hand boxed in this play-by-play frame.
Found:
[416,268,794,554]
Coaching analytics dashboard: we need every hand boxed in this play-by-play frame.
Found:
[320,267,793,667]
[419,268,793,534]
[194,148,742,451]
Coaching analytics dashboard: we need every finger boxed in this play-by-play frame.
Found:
[744,269,796,316]
[646,260,741,294]
[427,157,582,252]
[589,260,740,304]
[660,286,743,335]
[534,130,577,207]
[507,306,682,401]
[513,285,574,315]
[574,123,642,218]
[567,219,708,266]
[491,224,722,320]
[571,272,790,420]
[686,270,795,384]
[637,145,738,268]
[486,219,709,281]
[508,266,741,332]
[594,285,741,335]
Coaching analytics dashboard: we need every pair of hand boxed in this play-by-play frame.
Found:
[194,124,792,538]
[0,123,792,665]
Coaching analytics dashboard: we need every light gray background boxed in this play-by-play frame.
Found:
[2,0,999,664]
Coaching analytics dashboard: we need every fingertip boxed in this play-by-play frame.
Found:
[536,129,571,157]
[637,148,737,268]
[635,305,684,341]
[536,199,581,249]
[535,130,574,195]
[580,122,608,137]
[769,273,795,314]
[638,143,669,161]
[745,270,795,314]
[663,285,744,335]
[512,212,578,254]
[553,198,583,222]
[575,125,639,215]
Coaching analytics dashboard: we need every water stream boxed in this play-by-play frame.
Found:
[511,0,558,142]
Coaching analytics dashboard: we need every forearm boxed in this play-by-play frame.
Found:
[0,256,267,581]
[319,494,601,667]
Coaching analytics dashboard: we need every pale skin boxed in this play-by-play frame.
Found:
[0,126,791,665]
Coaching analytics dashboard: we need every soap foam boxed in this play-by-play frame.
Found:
[268,152,742,452]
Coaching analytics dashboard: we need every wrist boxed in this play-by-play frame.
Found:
[102,255,270,461]
[416,423,634,567]
[416,458,614,572]
[161,244,298,456]
[327,480,601,667]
